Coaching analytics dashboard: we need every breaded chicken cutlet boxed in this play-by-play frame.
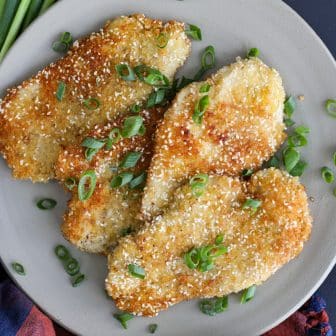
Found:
[141,57,286,220]
[55,107,164,254]
[106,168,311,316]
[0,14,190,182]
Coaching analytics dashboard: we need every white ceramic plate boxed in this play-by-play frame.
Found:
[1,1,336,335]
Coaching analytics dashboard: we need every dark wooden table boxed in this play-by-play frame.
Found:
[283,0,336,329]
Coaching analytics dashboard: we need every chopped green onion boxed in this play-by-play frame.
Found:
[85,148,99,161]
[60,31,72,44]
[78,170,97,201]
[115,63,136,81]
[325,99,336,118]
[130,104,141,113]
[121,116,144,138]
[110,172,134,188]
[247,48,260,58]
[199,83,211,93]
[0,0,31,62]
[64,258,80,276]
[11,262,25,276]
[72,273,85,287]
[138,124,146,136]
[156,32,169,48]
[37,198,57,210]
[185,24,202,40]
[240,285,256,304]
[148,323,158,334]
[201,46,215,70]
[193,95,210,124]
[215,234,224,245]
[284,96,296,118]
[267,156,280,169]
[114,313,134,329]
[290,160,307,177]
[184,248,199,269]
[190,173,209,197]
[105,128,122,149]
[81,137,105,149]
[52,41,68,53]
[83,98,101,110]
[242,198,262,213]
[56,81,66,101]
[147,89,166,108]
[52,31,73,52]
[284,118,295,127]
[199,296,228,316]
[65,177,77,190]
[321,166,334,184]
[283,147,300,173]
[134,65,170,87]
[54,245,70,261]
[295,125,310,135]
[288,134,307,148]
[119,151,142,169]
[128,264,145,279]
[242,169,253,177]
[129,172,147,189]
[184,239,228,272]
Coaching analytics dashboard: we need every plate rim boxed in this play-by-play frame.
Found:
[0,0,336,335]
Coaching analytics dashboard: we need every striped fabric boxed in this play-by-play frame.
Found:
[0,267,333,336]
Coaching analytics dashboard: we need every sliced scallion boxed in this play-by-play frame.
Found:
[242,169,253,177]
[283,147,300,173]
[130,103,141,113]
[240,285,256,304]
[11,262,25,276]
[64,258,80,276]
[121,116,144,138]
[56,81,66,101]
[114,313,134,329]
[65,177,77,190]
[199,296,228,316]
[37,198,57,210]
[193,95,210,124]
[78,170,97,201]
[54,245,70,261]
[247,48,259,58]
[325,99,336,118]
[147,89,166,108]
[134,65,169,87]
[81,137,105,149]
[119,151,142,169]
[148,324,158,334]
[284,96,296,118]
[201,45,215,70]
[189,173,209,197]
[72,273,85,287]
[156,32,169,48]
[289,160,307,177]
[321,166,334,184]
[128,264,145,279]
[129,172,147,189]
[242,198,262,213]
[85,148,99,161]
[115,63,136,81]
[199,83,211,93]
[110,172,134,188]
[83,97,101,110]
[185,24,202,40]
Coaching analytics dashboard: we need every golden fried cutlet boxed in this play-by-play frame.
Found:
[106,168,311,316]
[0,14,191,182]
[141,57,286,220]
[55,107,164,254]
